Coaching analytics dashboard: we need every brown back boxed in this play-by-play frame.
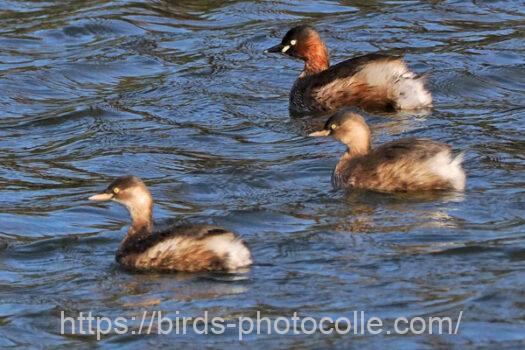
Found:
[335,138,453,192]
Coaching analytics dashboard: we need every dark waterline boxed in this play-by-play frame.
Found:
[0,0,524,348]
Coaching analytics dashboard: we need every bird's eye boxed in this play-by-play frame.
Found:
[331,124,338,130]
[113,188,120,194]
[290,39,297,45]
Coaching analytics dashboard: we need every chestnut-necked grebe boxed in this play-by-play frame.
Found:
[265,25,432,114]
[89,176,252,272]
[309,111,466,192]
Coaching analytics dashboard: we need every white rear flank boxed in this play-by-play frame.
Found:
[394,73,432,110]
[426,151,466,191]
[352,59,432,110]
[204,235,252,270]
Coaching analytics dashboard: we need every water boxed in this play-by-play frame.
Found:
[0,0,524,348]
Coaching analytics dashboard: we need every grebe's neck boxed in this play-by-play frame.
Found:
[334,147,368,173]
[128,205,153,236]
[121,188,154,236]
[347,141,371,158]
[299,38,330,77]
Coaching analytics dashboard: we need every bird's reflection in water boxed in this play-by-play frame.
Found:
[112,272,250,312]
[327,189,465,234]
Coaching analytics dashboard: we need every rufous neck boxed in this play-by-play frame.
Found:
[300,40,330,77]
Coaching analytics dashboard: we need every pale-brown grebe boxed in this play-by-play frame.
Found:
[89,176,252,272]
[309,111,466,192]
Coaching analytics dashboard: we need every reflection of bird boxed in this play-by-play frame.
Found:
[310,111,466,192]
[266,25,432,114]
[89,176,252,272]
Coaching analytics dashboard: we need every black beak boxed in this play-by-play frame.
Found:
[264,43,284,54]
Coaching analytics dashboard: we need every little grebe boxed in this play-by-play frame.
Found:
[309,111,466,192]
[89,176,252,272]
[266,25,432,114]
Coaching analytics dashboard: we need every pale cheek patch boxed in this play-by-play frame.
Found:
[281,45,290,53]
